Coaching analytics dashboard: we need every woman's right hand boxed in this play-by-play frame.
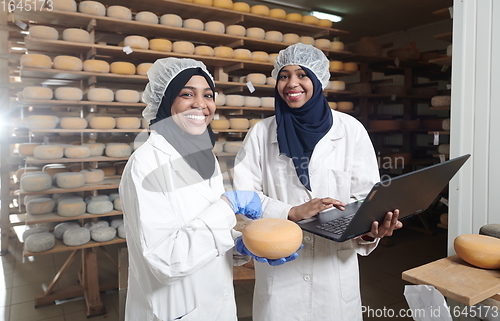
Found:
[288,197,346,222]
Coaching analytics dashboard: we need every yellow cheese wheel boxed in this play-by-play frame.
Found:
[251,51,269,62]
[116,117,141,129]
[337,101,354,111]
[330,61,344,71]
[297,36,313,45]
[149,39,172,52]
[124,36,149,50]
[229,118,249,129]
[286,13,303,22]
[314,38,331,49]
[233,49,251,60]
[52,0,77,12]
[195,45,215,56]
[205,21,225,34]
[135,11,159,24]
[244,96,261,107]
[87,88,114,102]
[269,8,286,19]
[18,143,42,156]
[343,62,359,72]
[107,5,132,20]
[250,5,269,16]
[318,19,333,28]
[328,81,345,91]
[454,234,500,269]
[25,115,58,129]
[246,73,266,85]
[34,145,64,159]
[265,31,283,42]
[83,60,110,73]
[54,87,83,101]
[53,55,82,71]
[79,1,106,16]
[115,90,140,103]
[89,116,116,129]
[302,15,319,25]
[213,0,233,9]
[110,62,136,75]
[226,25,246,37]
[225,95,244,106]
[183,19,204,31]
[214,46,233,58]
[160,14,183,27]
[249,119,261,127]
[64,145,91,158]
[29,25,59,40]
[136,63,153,75]
[232,2,250,12]
[210,119,230,130]
[268,54,278,64]
[242,218,303,259]
[246,27,265,39]
[62,28,90,43]
[23,87,53,100]
[328,102,337,109]
[283,33,299,44]
[173,41,195,54]
[193,0,213,5]
[330,41,345,51]
[60,117,88,129]
[260,97,274,108]
[20,54,52,69]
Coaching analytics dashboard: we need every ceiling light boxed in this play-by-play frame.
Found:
[310,11,343,22]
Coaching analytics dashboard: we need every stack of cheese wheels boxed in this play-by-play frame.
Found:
[106,143,132,157]
[343,62,359,72]
[62,28,91,43]
[336,101,354,111]
[110,62,136,75]
[265,31,283,42]
[53,55,83,71]
[318,19,333,28]
[124,36,149,50]
[64,145,91,159]
[149,39,172,51]
[25,115,58,129]
[53,222,80,240]
[83,143,105,156]
[431,95,451,107]
[242,218,303,259]
[226,25,246,37]
[233,49,251,60]
[286,13,303,22]
[23,86,53,100]
[244,96,261,107]
[261,97,274,108]
[87,88,114,102]
[183,19,204,31]
[160,14,183,27]
[79,1,106,16]
[21,54,52,69]
[214,46,233,58]
[173,41,195,54]
[115,90,140,103]
[246,73,266,85]
[52,0,77,12]
[80,169,105,183]
[229,118,249,129]
[29,25,59,40]
[116,117,141,129]
[89,116,116,129]
[211,119,230,130]
[283,33,299,44]
[331,41,345,51]
[225,95,244,107]
[251,51,269,62]
[34,145,64,159]
[58,196,86,217]
[251,5,269,16]
[54,87,83,101]
[107,5,132,20]
[195,45,215,57]
[233,2,250,12]
[299,36,314,45]
[135,11,159,24]
[137,63,153,75]
[20,171,52,192]
[454,234,500,269]
[56,172,86,189]
[18,143,42,157]
[246,27,265,39]
[269,8,286,19]
[205,21,225,34]
[213,0,232,9]
[83,59,110,73]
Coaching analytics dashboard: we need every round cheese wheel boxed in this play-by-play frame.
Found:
[265,31,283,42]
[268,54,278,64]
[314,38,331,49]
[283,33,299,44]
[244,96,261,107]
[85,195,109,205]
[232,2,250,12]
[25,115,58,129]
[226,25,246,37]
[229,118,249,129]
[64,145,91,158]
[213,141,224,153]
[173,41,195,54]
[260,97,274,108]
[26,198,55,215]
[98,165,116,176]
[213,0,232,9]
[211,119,230,130]
[78,1,105,16]
[107,5,132,20]
[299,36,314,45]
[302,15,319,25]
[82,143,105,156]
[62,28,90,43]
[160,14,183,27]
[194,45,215,57]
[53,55,82,71]
[81,169,104,183]
[225,95,244,106]
[56,172,85,188]
[110,62,136,75]
[251,51,269,62]
[214,46,233,58]
[318,19,333,28]
[22,227,49,242]
[266,76,276,86]
[52,0,77,12]
[183,19,204,31]
[269,8,286,19]
[25,233,55,253]
[141,118,149,128]
[193,0,212,5]
[343,62,359,72]
[215,93,226,106]
[116,116,141,129]
[29,25,58,40]
[18,143,42,156]
[91,227,116,242]
[63,227,91,246]
[442,118,450,131]
[438,144,450,155]
[330,61,344,71]
[136,63,153,75]
[124,35,149,50]
[328,81,345,91]
[233,49,251,60]
[286,13,303,22]
[250,5,269,16]
[223,142,242,154]
[54,222,80,240]
[115,90,140,103]
[455,234,500,269]
[135,11,159,24]
[87,88,114,102]
[34,145,64,159]
[89,116,116,129]
[149,39,172,52]
[20,172,52,192]
[431,95,451,107]
[330,41,345,51]
[337,101,354,111]
[60,117,88,129]
[87,200,113,214]
[106,143,132,157]
[246,27,265,39]
[117,224,126,238]
[54,87,83,101]
[58,197,86,217]
[20,54,52,69]
[249,119,261,127]
[83,59,110,73]
[23,86,53,100]
[205,21,225,34]
[328,102,337,109]
[246,73,266,85]
[242,218,303,259]
[15,168,41,184]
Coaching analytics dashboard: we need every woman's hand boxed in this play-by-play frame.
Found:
[288,197,346,222]
[362,209,403,240]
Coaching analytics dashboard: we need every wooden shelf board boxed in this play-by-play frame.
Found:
[433,7,453,19]
[430,106,451,111]
[428,56,452,66]
[434,32,453,43]
[23,237,126,257]
[17,98,146,108]
[25,156,130,164]
[20,67,149,84]
[15,178,121,196]
[216,106,273,112]
[212,129,248,133]
[10,211,123,226]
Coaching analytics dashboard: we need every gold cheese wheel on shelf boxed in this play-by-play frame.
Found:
[454,234,500,269]
[149,39,172,52]
[329,61,344,71]
[110,62,136,75]
[318,19,333,28]
[83,60,110,73]
[193,0,213,5]
[89,116,116,129]
[299,36,314,45]
[173,41,195,54]
[265,31,283,42]
[251,51,269,62]
[268,54,278,64]
[269,8,286,19]
[330,41,345,51]
[87,88,114,102]
[210,119,230,130]
[20,54,52,69]
[195,45,215,56]
[343,62,359,72]
[136,63,153,75]
[213,0,233,9]
[214,46,234,58]
[205,21,225,34]
[283,33,300,44]
[62,28,91,43]
[124,35,149,50]
[314,38,331,49]
[286,13,303,22]
[53,55,83,71]
[229,118,249,129]
[233,49,251,60]
[302,15,319,25]
[328,102,337,109]
[116,117,141,129]
[246,27,265,39]
[232,2,250,12]
[246,73,267,85]
[250,5,269,16]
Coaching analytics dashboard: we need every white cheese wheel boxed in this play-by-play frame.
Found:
[20,171,52,192]
[25,115,58,129]
[265,31,283,42]
[58,197,86,217]
[250,5,269,16]
[56,172,85,189]
[205,21,225,34]
[233,49,251,60]
[92,227,116,242]
[442,118,451,131]
[89,116,116,129]
[328,102,337,109]
[18,143,42,156]
[62,28,90,43]
[318,19,333,28]
[213,0,232,8]
[124,35,149,50]
[286,13,303,22]
[194,45,215,56]
[82,143,105,156]
[34,145,64,159]
[85,195,110,204]
[215,93,226,106]
[54,222,80,240]
[246,27,265,39]
[109,193,120,202]
[302,15,319,25]
[314,39,331,49]
[225,95,244,106]
[233,2,250,12]
[22,227,49,242]
[160,14,183,27]
[299,36,314,45]
[226,25,246,37]
[173,41,195,54]
[193,0,212,5]
[15,167,41,183]
[116,117,141,129]
[211,119,230,130]
[26,198,55,215]
[29,25,58,40]
[53,193,79,203]
[223,141,242,154]
[63,227,91,246]
[438,144,450,155]
[252,51,269,62]
[266,77,276,86]
[183,19,204,31]
[260,97,274,108]
[136,63,153,75]
[83,59,110,73]
[78,1,105,16]
[106,143,132,157]
[87,200,113,214]
[431,95,451,107]
[269,8,286,19]
[20,54,52,69]
[283,33,300,44]
[117,224,126,238]
[331,41,345,51]
[54,87,83,101]
[330,61,344,71]
[115,90,140,103]
[149,39,172,52]
[107,5,132,20]
[110,62,136,75]
[343,62,359,72]
[53,55,82,71]
[135,11,159,24]
[229,118,249,129]
[244,96,261,107]
[87,88,114,102]
[52,0,77,12]
[64,145,91,158]
[246,73,266,85]
[329,81,345,91]
[60,117,88,129]
[337,101,354,111]
[23,86,53,100]
[447,44,452,57]
[25,233,55,253]
[214,46,233,58]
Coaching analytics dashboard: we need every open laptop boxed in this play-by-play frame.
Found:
[297,154,470,242]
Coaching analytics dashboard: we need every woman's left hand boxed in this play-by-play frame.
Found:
[363,209,403,239]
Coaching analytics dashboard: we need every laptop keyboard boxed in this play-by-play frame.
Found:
[315,214,355,235]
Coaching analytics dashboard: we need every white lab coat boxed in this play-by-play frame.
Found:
[233,110,381,321]
[119,130,245,321]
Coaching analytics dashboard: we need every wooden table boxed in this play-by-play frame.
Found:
[402,255,500,306]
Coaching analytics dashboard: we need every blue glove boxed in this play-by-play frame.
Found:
[235,237,303,266]
[222,191,262,220]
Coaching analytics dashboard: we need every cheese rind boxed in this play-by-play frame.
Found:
[83,60,110,73]
[160,14,183,27]
[78,1,106,16]
[302,15,319,25]
[343,62,359,72]
[283,33,299,44]
[82,143,105,156]
[194,45,215,57]
[330,41,345,51]
[269,8,286,19]
[26,198,56,215]
[55,172,86,189]
[25,115,58,129]
[299,36,314,45]
[105,143,132,157]
[318,19,333,28]
[54,87,83,101]
[214,46,233,58]
[251,51,269,62]
[233,49,251,60]
[53,56,83,71]
[135,11,159,24]
[265,31,283,42]
[124,36,149,50]
[87,88,114,102]
[213,0,233,8]
[23,87,53,100]
[116,117,141,129]
[52,0,77,12]
[286,13,302,22]
[62,28,91,43]
[58,197,86,217]
[183,19,204,31]
[149,39,172,52]
[226,25,246,37]
[64,145,91,159]
[20,171,52,192]
[246,73,266,85]
[172,41,195,54]
[110,62,136,75]
[246,27,265,39]
[25,233,55,253]
[232,2,250,12]
[63,227,91,246]
[454,234,500,269]
[20,54,52,69]
[29,25,59,40]
[87,200,114,214]
[250,5,269,16]
[34,145,64,159]
[88,116,116,129]
[314,38,331,49]
[107,5,132,20]
[60,117,88,129]
[115,90,140,103]
[137,63,153,75]
[205,21,225,34]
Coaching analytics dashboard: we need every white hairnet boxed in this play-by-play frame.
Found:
[271,43,330,89]
[142,57,215,121]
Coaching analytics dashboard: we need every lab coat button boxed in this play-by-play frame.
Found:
[303,275,310,282]
[304,197,310,202]
[304,235,311,242]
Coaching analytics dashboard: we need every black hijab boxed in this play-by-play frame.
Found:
[149,68,216,180]
[274,66,333,190]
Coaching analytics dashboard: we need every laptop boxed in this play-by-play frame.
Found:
[297,154,470,242]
